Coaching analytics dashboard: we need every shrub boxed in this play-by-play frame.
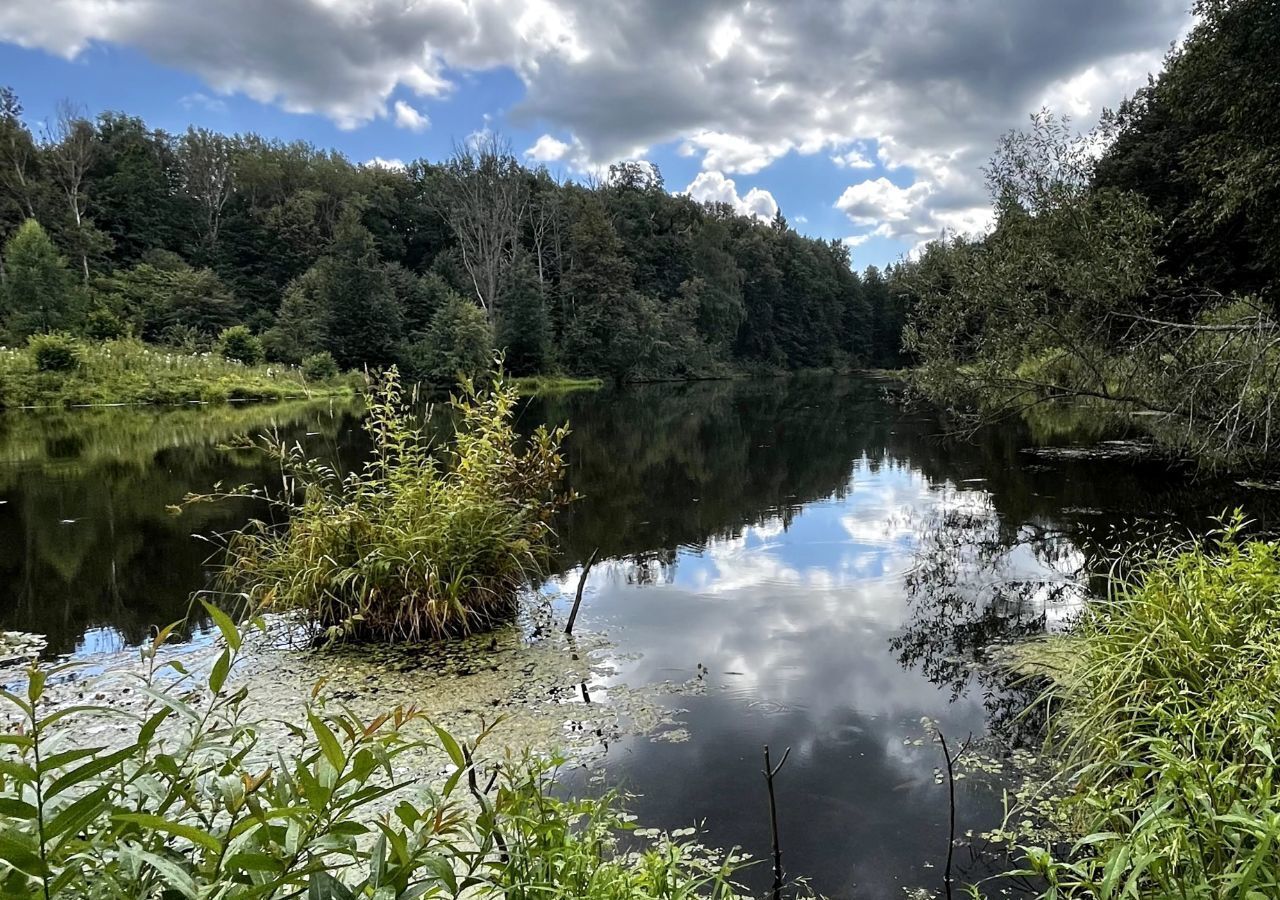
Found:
[27,331,82,372]
[217,324,264,365]
[1009,513,1280,898]
[301,350,339,380]
[0,611,741,898]
[191,365,572,641]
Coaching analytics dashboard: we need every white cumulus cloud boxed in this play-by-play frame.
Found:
[0,0,1192,245]
[685,171,778,222]
[392,100,429,132]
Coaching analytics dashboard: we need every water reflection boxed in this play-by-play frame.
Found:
[3,377,1279,897]
[0,400,361,654]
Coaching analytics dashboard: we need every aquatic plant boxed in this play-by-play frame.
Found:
[0,613,741,898]
[1008,513,1280,898]
[201,364,572,642]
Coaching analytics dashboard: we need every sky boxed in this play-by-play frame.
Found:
[0,0,1193,269]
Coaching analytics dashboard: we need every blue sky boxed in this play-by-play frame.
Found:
[0,1,1192,269]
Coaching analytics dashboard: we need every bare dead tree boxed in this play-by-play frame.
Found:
[178,127,236,251]
[429,133,527,323]
[528,174,563,287]
[43,100,95,281]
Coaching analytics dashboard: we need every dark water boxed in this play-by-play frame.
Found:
[2,376,1276,898]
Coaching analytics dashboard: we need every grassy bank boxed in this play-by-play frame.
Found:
[0,337,353,409]
[511,374,604,396]
[1008,514,1280,898]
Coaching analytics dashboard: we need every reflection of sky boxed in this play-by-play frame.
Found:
[555,460,1075,899]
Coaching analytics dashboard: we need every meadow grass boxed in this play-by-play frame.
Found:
[509,374,604,396]
[0,337,352,409]
[1008,513,1280,898]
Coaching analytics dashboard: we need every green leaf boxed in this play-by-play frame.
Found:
[46,784,112,842]
[308,871,356,900]
[131,849,198,899]
[112,813,222,855]
[200,599,242,652]
[308,713,345,772]
[0,828,45,878]
[0,799,37,819]
[430,723,465,770]
[46,744,138,800]
[208,648,231,694]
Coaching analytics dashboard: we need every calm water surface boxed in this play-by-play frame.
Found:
[2,376,1275,898]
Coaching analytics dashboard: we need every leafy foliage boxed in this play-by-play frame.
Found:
[300,350,338,381]
[217,325,264,366]
[27,332,82,372]
[1,219,80,340]
[196,365,572,642]
[403,293,493,386]
[0,89,894,388]
[1009,514,1280,898]
[0,615,743,898]
[898,0,1280,466]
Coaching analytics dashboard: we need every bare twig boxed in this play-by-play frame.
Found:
[564,547,599,635]
[937,729,973,900]
[763,744,792,900]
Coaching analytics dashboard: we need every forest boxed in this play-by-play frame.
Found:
[898,0,1280,467]
[0,97,906,386]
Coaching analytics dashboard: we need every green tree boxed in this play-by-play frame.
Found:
[217,324,264,365]
[95,254,238,342]
[404,294,492,385]
[263,267,328,363]
[496,254,551,375]
[1,219,80,339]
[318,207,403,369]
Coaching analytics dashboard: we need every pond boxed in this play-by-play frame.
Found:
[2,375,1277,899]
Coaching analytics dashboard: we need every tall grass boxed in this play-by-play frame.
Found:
[1009,513,1280,898]
[0,337,350,409]
[200,365,572,642]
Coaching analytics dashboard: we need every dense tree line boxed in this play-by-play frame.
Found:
[895,0,1280,467]
[0,98,906,380]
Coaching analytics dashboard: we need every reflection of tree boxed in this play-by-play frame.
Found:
[0,400,359,655]
[890,498,1087,744]
[529,376,900,575]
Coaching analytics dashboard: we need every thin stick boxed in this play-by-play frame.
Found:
[763,744,791,900]
[564,547,599,635]
[937,729,972,900]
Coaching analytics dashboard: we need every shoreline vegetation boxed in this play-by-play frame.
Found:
[0,336,353,409]
[999,514,1280,899]
[896,0,1280,471]
[0,365,749,898]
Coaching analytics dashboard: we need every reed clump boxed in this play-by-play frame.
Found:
[1010,512,1280,898]
[205,365,572,643]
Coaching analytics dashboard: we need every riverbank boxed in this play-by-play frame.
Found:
[1001,517,1280,898]
[0,337,353,409]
